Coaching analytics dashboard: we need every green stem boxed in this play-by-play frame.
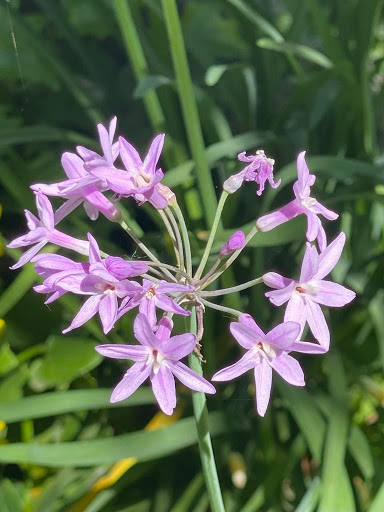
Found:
[197,257,222,287]
[158,209,182,269]
[165,207,185,272]
[200,277,263,297]
[194,192,228,280]
[199,298,242,318]
[118,219,176,281]
[188,309,225,512]
[172,203,192,276]
[162,0,218,226]
[202,225,259,289]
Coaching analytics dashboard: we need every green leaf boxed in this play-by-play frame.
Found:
[0,412,228,466]
[0,367,29,404]
[0,388,155,423]
[205,64,233,86]
[276,383,325,460]
[294,477,321,512]
[0,264,37,318]
[348,425,374,480]
[369,481,384,512]
[34,336,102,386]
[0,126,95,148]
[0,344,18,376]
[256,38,333,69]
[0,479,24,512]
[318,353,355,512]
[133,75,171,99]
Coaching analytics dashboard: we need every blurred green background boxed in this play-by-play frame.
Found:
[0,0,383,511]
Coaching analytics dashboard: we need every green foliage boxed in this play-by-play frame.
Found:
[0,0,383,510]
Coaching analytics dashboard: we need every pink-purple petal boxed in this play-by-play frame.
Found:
[284,295,307,339]
[133,313,158,348]
[110,362,151,403]
[63,295,102,333]
[10,240,47,269]
[306,300,330,349]
[160,333,196,361]
[315,232,345,280]
[265,281,295,306]
[311,280,356,307]
[169,361,216,394]
[95,344,148,361]
[262,272,292,290]
[290,341,328,354]
[269,353,305,386]
[266,321,300,349]
[150,366,177,416]
[230,322,261,349]
[299,244,319,282]
[143,134,165,174]
[211,351,256,381]
[254,358,272,417]
[256,200,301,232]
[98,292,118,334]
[155,294,190,317]
[238,314,265,337]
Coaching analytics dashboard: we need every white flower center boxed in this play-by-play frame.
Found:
[145,286,156,299]
[94,282,116,294]
[300,196,316,208]
[295,282,319,296]
[256,341,276,359]
[146,349,164,374]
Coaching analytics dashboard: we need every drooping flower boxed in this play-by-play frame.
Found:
[55,234,146,334]
[118,279,193,328]
[96,314,215,415]
[220,231,246,256]
[31,151,120,222]
[32,253,90,304]
[263,232,356,349]
[91,134,169,209]
[256,152,338,251]
[223,150,280,196]
[212,314,326,416]
[76,116,120,171]
[7,192,89,269]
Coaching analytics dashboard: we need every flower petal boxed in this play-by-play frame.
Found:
[155,294,191,317]
[310,200,339,220]
[266,321,300,349]
[150,366,176,415]
[238,314,265,337]
[256,200,301,232]
[133,313,158,348]
[306,300,330,349]
[169,361,216,394]
[269,353,305,386]
[10,240,47,270]
[305,211,320,243]
[299,244,319,282]
[61,152,85,179]
[160,333,196,361]
[63,295,102,333]
[35,193,55,231]
[315,232,345,280]
[156,282,194,294]
[265,281,295,306]
[119,136,142,170]
[110,362,151,403]
[99,293,118,334]
[87,233,102,264]
[230,322,262,349]
[139,297,157,328]
[211,351,256,381]
[311,280,356,307]
[105,257,148,279]
[262,272,292,290]
[254,358,272,416]
[84,200,99,221]
[155,317,173,342]
[284,295,307,339]
[290,341,328,354]
[97,122,113,166]
[95,344,148,361]
[143,134,165,174]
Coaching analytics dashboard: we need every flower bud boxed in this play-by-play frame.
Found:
[220,231,246,256]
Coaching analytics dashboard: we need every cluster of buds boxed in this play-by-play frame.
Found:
[9,117,355,416]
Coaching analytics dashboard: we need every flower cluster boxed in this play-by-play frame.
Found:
[9,117,355,416]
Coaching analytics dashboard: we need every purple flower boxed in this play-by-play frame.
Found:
[263,232,356,349]
[223,150,280,196]
[7,192,89,269]
[56,234,146,334]
[32,253,90,304]
[96,314,215,415]
[77,116,119,171]
[31,151,120,222]
[118,279,193,328]
[256,152,338,251]
[220,231,246,256]
[91,134,168,209]
[212,314,325,416]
